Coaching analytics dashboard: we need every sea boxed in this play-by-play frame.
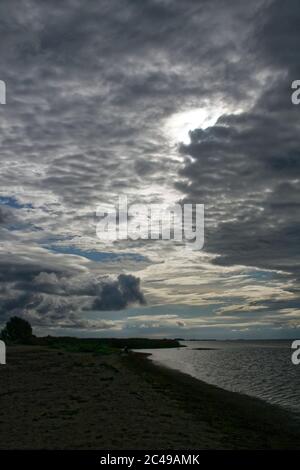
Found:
[139,340,300,416]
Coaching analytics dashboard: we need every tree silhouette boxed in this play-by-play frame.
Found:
[0,316,33,344]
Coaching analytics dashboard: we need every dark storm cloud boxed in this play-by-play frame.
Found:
[0,0,264,208]
[1,0,300,334]
[178,109,300,273]
[178,0,300,279]
[0,253,145,328]
[92,274,145,310]
[256,0,300,76]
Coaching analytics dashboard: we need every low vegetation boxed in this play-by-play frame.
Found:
[34,336,181,353]
[0,316,181,352]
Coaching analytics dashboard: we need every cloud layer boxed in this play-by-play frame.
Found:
[0,0,300,337]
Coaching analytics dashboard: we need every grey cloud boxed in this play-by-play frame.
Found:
[0,206,11,224]
[179,108,300,274]
[92,274,145,311]
[0,0,263,211]
[0,252,145,328]
[176,0,300,280]
[1,0,300,335]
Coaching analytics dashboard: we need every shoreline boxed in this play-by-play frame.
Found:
[125,351,300,449]
[138,350,299,419]
[0,346,299,449]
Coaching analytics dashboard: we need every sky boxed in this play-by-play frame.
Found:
[0,0,300,339]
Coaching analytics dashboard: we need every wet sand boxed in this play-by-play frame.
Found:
[0,346,299,449]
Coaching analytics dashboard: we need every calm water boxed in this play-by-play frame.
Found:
[139,340,300,415]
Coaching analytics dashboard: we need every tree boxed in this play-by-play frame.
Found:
[0,316,33,344]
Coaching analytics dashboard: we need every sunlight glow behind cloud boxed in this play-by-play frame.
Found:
[165,106,225,144]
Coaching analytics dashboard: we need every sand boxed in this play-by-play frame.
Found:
[0,346,299,449]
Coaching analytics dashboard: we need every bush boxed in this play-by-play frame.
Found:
[0,316,33,344]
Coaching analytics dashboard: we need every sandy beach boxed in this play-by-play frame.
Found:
[0,346,299,450]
